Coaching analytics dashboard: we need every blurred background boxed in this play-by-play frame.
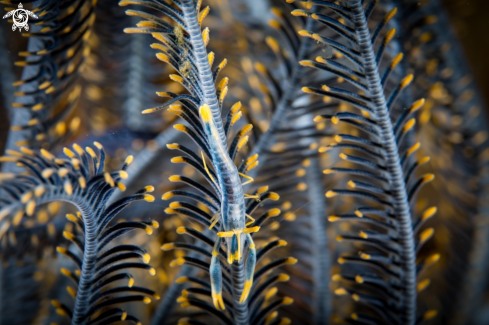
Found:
[443,0,489,106]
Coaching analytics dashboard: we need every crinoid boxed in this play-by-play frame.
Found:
[0,0,488,324]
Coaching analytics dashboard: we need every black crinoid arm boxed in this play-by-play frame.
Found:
[119,0,293,324]
[288,0,438,324]
[0,142,158,325]
[2,0,96,162]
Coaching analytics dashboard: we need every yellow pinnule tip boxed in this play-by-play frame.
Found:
[268,19,281,29]
[325,190,337,198]
[66,213,78,222]
[390,53,404,70]
[410,98,425,113]
[385,7,397,23]
[21,191,32,204]
[10,125,24,131]
[128,278,135,287]
[26,200,36,216]
[142,108,158,114]
[243,226,261,234]
[119,170,128,180]
[56,247,67,254]
[143,253,151,263]
[149,268,156,276]
[161,243,174,251]
[144,185,154,192]
[360,253,370,260]
[60,268,71,276]
[268,208,281,217]
[143,297,151,304]
[334,288,348,295]
[427,253,440,264]
[171,157,184,163]
[331,274,342,281]
[162,192,174,200]
[269,192,280,200]
[403,118,416,133]
[63,148,75,158]
[122,311,128,320]
[85,146,97,159]
[298,30,312,37]
[90,142,102,150]
[199,104,212,122]
[278,239,287,246]
[51,300,62,307]
[401,74,414,88]
[176,227,186,234]
[177,295,188,303]
[170,258,185,267]
[125,155,134,165]
[41,169,54,178]
[407,142,421,157]
[355,275,364,283]
[385,28,396,43]
[299,61,315,68]
[156,52,169,63]
[328,215,340,222]
[63,231,74,240]
[417,278,431,292]
[424,310,438,320]
[420,228,434,243]
[282,297,294,305]
[166,143,179,150]
[423,174,435,182]
[278,274,290,282]
[176,276,188,284]
[286,257,298,264]
[291,9,306,17]
[144,194,155,202]
[422,207,437,220]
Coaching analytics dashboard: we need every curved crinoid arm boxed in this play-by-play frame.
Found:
[395,0,489,322]
[292,0,438,323]
[0,142,158,324]
[119,1,284,321]
[2,0,96,161]
[241,2,320,177]
[239,3,341,322]
[0,221,63,324]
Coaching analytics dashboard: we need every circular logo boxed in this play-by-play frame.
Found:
[2,3,38,32]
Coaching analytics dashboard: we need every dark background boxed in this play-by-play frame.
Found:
[443,0,489,105]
